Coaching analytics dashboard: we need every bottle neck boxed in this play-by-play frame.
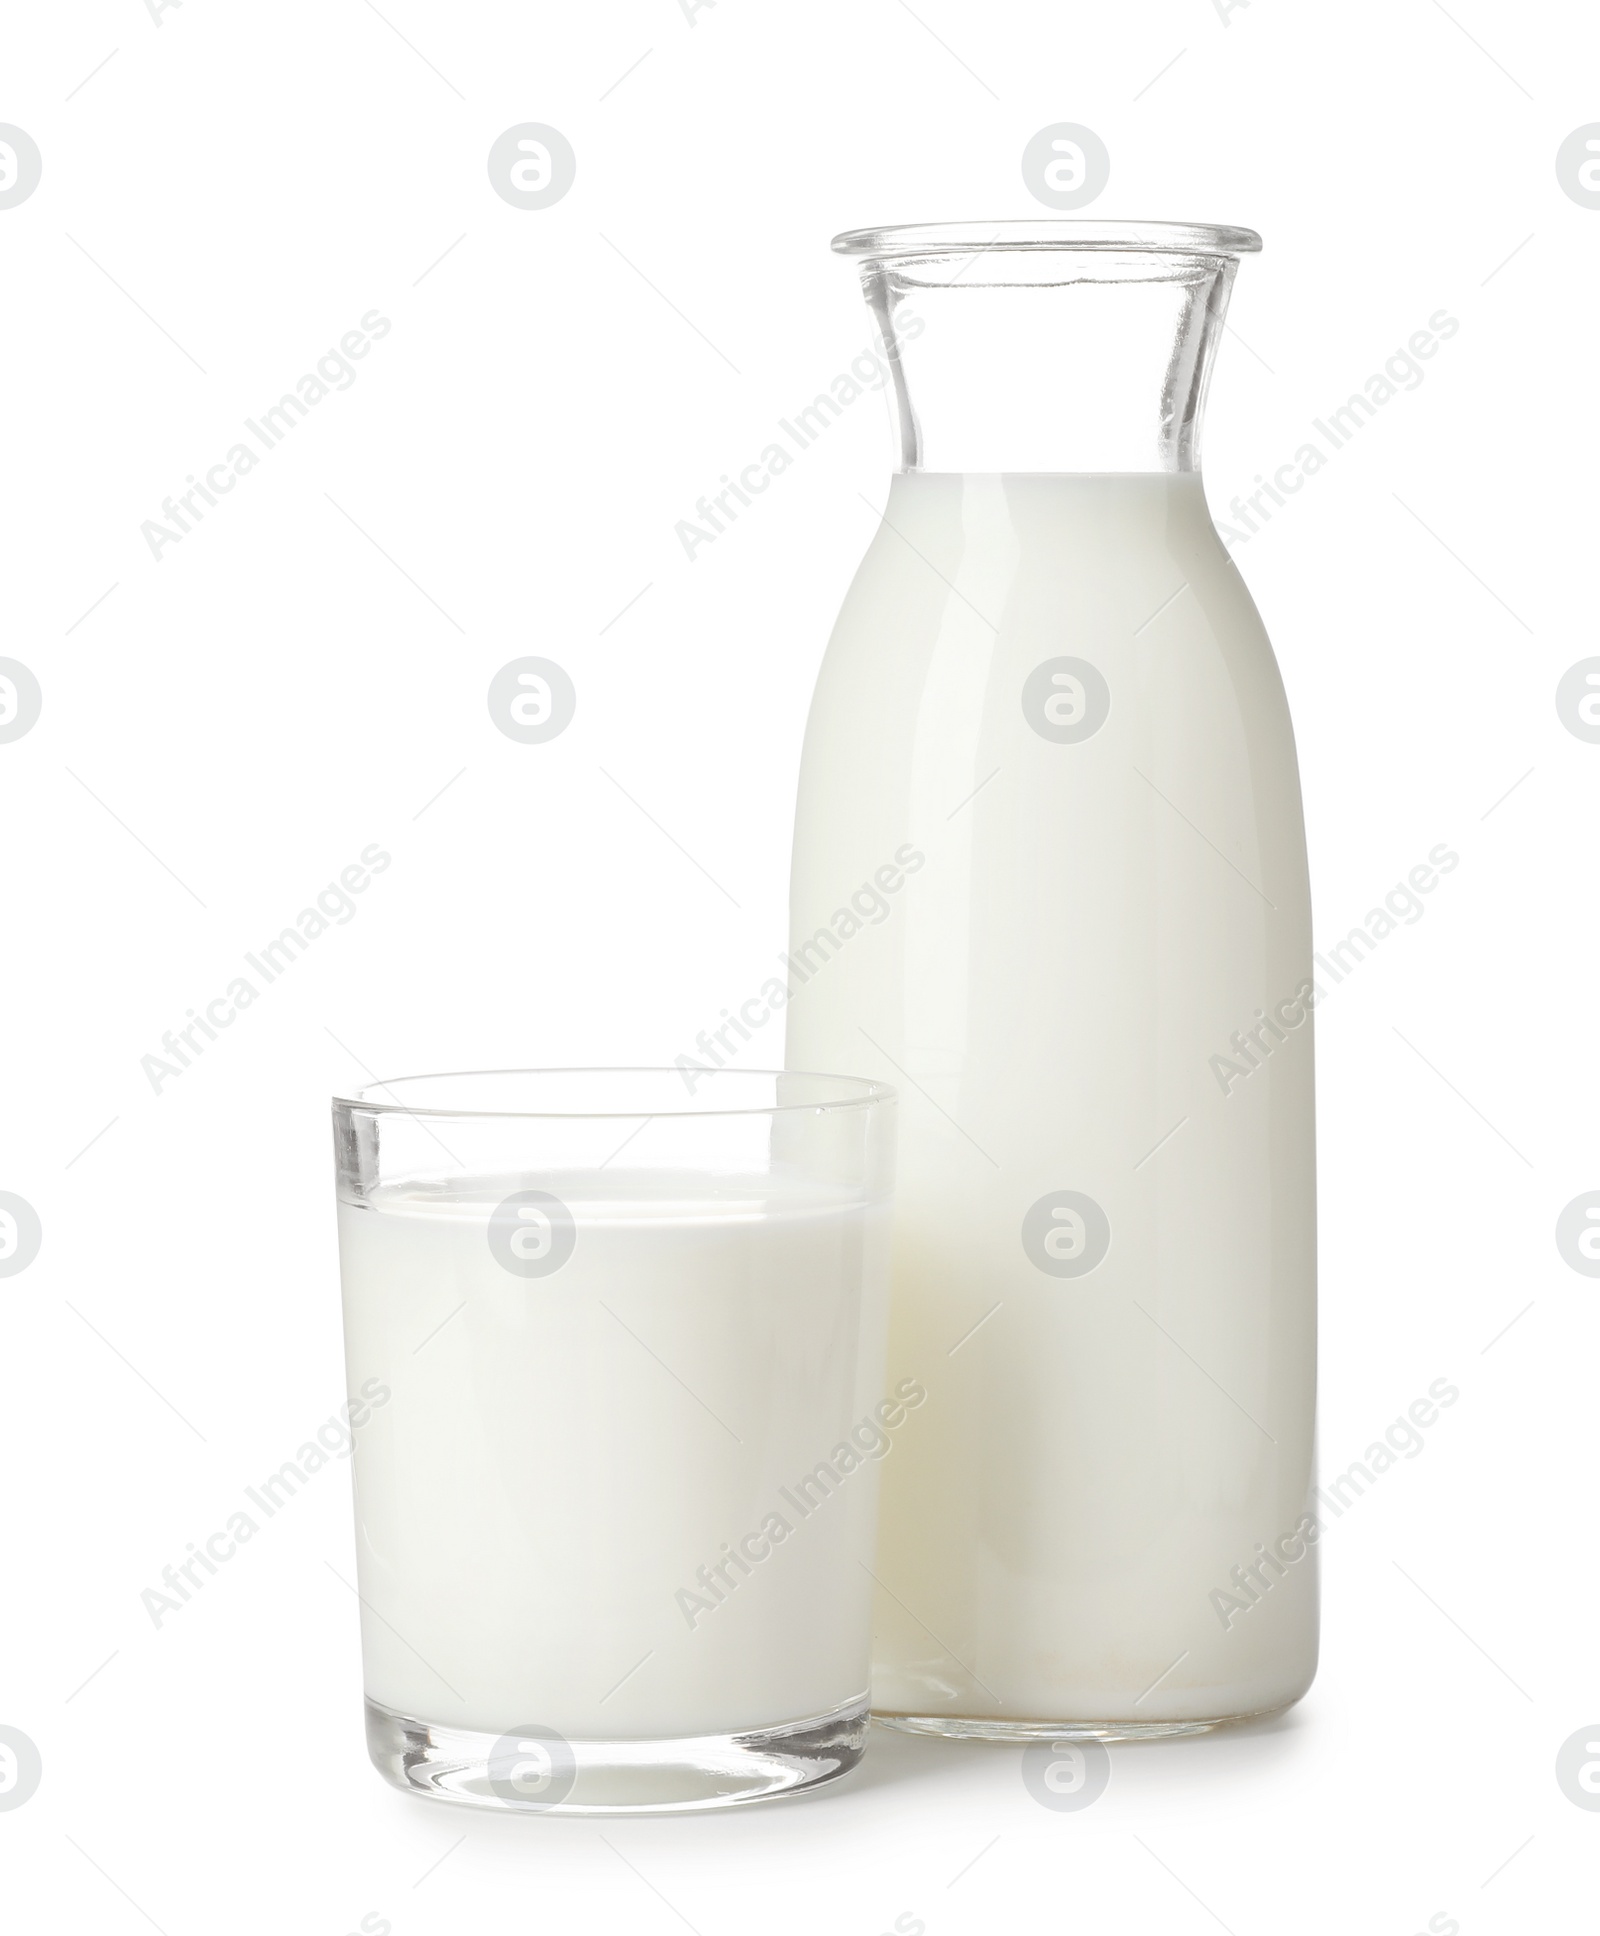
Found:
[861,251,1238,475]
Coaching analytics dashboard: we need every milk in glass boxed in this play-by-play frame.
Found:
[338,1170,895,1741]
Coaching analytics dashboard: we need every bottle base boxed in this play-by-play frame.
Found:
[364,1694,869,1814]
[874,1702,1291,1744]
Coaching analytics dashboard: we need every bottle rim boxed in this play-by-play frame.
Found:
[831,219,1263,260]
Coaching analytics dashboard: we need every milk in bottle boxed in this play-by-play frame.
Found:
[785,223,1318,1736]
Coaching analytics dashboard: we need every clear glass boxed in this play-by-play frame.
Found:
[332,1068,897,1811]
[787,222,1318,1740]
[832,218,1260,473]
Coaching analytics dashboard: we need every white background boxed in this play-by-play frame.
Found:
[2,0,1596,1930]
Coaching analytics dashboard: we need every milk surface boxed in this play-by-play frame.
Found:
[786,473,1318,1724]
[338,1169,892,1739]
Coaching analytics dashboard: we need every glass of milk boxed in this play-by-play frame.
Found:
[332,1068,896,1812]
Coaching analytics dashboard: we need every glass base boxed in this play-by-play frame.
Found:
[874,1705,1283,1743]
[364,1695,869,1814]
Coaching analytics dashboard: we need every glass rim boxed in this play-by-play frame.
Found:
[331,1066,896,1121]
[831,219,1263,260]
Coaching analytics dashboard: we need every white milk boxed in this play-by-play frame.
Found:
[786,472,1318,1728]
[337,1170,893,1740]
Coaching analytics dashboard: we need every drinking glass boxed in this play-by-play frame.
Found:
[332,1068,896,1811]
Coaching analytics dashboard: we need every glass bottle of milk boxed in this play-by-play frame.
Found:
[785,221,1317,1738]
